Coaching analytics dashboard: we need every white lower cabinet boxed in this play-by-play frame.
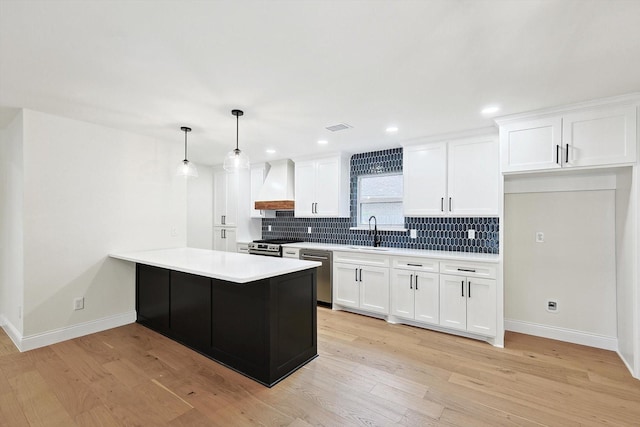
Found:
[282,247,300,259]
[439,274,496,336]
[390,257,440,324]
[213,227,237,252]
[333,251,390,315]
[391,270,439,324]
[333,251,498,342]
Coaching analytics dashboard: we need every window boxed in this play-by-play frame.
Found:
[357,173,404,227]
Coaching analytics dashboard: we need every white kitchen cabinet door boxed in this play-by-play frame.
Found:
[563,105,637,168]
[447,137,499,216]
[213,227,237,252]
[294,160,316,217]
[390,269,415,320]
[413,272,439,325]
[333,262,359,309]
[439,274,467,332]
[500,117,562,173]
[359,265,390,315]
[466,277,496,336]
[213,169,238,226]
[403,142,447,216]
[315,157,341,216]
[295,155,349,218]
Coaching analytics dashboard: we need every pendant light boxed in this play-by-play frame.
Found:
[223,109,250,171]
[176,126,198,178]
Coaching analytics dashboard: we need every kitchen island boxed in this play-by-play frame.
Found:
[110,248,321,387]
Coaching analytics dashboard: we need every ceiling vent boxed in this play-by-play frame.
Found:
[325,123,353,132]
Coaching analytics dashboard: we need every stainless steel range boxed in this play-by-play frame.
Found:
[248,239,304,257]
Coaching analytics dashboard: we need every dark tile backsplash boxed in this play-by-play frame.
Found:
[261,148,499,254]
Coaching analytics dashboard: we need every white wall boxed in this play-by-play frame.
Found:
[17,110,186,340]
[187,165,213,249]
[0,111,25,334]
[615,167,636,374]
[504,189,617,349]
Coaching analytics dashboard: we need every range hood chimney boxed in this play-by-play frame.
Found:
[254,159,295,210]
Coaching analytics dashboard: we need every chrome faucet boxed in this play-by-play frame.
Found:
[368,215,381,247]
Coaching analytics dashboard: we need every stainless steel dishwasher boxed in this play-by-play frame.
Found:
[300,249,332,307]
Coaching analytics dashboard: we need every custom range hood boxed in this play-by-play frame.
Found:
[254,159,295,210]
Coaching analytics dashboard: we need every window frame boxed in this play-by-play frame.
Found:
[356,172,404,227]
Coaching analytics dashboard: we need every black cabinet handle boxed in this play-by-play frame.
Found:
[415,275,419,290]
[359,268,363,282]
[457,268,476,273]
[565,143,569,164]
[468,281,471,298]
[449,197,452,212]
[407,263,422,267]
[410,274,413,289]
[441,197,444,212]
[556,145,560,164]
[355,268,358,282]
[461,280,464,297]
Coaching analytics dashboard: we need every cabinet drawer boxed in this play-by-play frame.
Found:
[282,247,300,258]
[333,251,390,267]
[391,256,439,272]
[439,261,496,279]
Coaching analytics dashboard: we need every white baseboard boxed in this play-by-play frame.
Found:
[1,311,136,352]
[0,314,23,351]
[616,350,639,380]
[505,319,618,351]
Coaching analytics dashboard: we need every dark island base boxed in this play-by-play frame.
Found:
[135,263,318,387]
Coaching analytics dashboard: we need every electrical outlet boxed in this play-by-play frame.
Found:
[307,227,312,234]
[268,225,272,232]
[536,231,544,243]
[467,229,476,240]
[546,299,558,313]
[171,227,178,237]
[410,229,417,239]
[74,297,85,311]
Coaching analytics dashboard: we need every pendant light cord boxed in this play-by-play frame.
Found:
[180,126,192,162]
[236,113,239,151]
[184,129,188,161]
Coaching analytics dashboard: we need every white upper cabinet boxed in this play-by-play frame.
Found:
[403,142,447,216]
[447,137,500,216]
[403,136,499,217]
[213,169,239,227]
[294,154,350,217]
[563,106,637,167]
[499,117,562,172]
[498,101,637,173]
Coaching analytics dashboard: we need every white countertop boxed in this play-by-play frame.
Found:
[281,242,500,263]
[109,247,321,283]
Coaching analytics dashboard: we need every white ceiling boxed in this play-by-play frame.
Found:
[1,0,639,166]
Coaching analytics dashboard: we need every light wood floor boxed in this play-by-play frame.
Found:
[1,308,639,427]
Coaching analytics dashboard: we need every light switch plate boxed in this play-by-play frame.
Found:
[410,229,417,239]
[536,231,544,243]
[467,229,476,239]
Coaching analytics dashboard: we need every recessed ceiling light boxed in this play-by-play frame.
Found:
[317,140,328,145]
[386,126,399,133]
[481,105,500,115]
[265,149,276,154]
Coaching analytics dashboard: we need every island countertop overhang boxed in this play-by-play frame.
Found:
[109,247,321,283]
